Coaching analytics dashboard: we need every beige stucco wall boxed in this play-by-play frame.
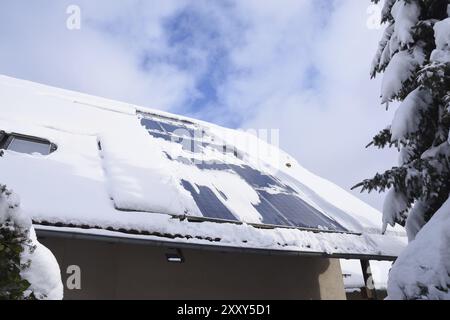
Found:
[39,235,346,300]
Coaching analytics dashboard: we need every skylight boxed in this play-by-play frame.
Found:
[0,132,56,156]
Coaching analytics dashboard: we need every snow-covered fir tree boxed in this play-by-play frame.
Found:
[0,184,36,300]
[0,151,63,300]
[355,0,450,299]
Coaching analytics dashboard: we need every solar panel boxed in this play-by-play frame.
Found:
[159,122,196,139]
[195,162,231,172]
[148,131,193,152]
[187,139,205,153]
[141,117,197,139]
[258,191,347,231]
[141,118,163,132]
[253,195,294,227]
[148,131,172,142]
[185,160,346,231]
[181,180,238,221]
[229,165,284,189]
[158,121,180,134]
[139,114,349,233]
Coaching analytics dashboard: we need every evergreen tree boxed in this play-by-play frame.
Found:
[0,151,36,300]
[354,0,450,242]
[0,210,36,300]
[0,150,62,300]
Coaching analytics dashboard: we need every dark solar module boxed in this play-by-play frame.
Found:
[195,162,231,171]
[181,180,238,221]
[253,195,294,227]
[163,152,173,160]
[229,165,285,189]
[180,139,193,152]
[175,156,193,166]
[140,115,350,234]
[143,119,238,158]
[257,191,347,232]
[148,131,172,142]
[158,121,179,133]
[183,127,197,139]
[141,118,163,132]
[159,122,195,139]
[216,189,228,201]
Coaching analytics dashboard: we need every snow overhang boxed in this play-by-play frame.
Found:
[33,218,406,261]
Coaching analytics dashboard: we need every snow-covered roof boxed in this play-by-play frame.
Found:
[0,75,406,259]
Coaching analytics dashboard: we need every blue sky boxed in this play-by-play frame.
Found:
[0,0,397,210]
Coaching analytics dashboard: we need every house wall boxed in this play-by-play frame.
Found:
[39,235,346,300]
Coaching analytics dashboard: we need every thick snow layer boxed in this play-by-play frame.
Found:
[434,18,450,49]
[391,0,420,46]
[376,1,425,103]
[382,189,409,234]
[99,116,200,216]
[381,48,425,103]
[21,228,64,300]
[382,0,397,24]
[35,223,405,259]
[405,200,427,242]
[0,186,63,300]
[391,87,432,141]
[431,18,450,64]
[0,187,30,229]
[0,75,406,257]
[387,198,450,300]
[371,24,395,76]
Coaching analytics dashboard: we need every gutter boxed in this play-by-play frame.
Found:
[35,225,398,262]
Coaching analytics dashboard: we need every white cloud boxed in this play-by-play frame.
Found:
[0,0,196,110]
[210,0,397,210]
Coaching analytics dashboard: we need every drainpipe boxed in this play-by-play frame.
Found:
[360,259,378,300]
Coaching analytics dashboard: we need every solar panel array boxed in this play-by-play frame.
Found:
[140,115,348,233]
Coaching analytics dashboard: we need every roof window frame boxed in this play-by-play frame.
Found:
[0,131,57,155]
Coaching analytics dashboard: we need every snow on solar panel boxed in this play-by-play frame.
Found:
[158,121,180,134]
[148,131,172,142]
[228,164,284,189]
[198,162,347,231]
[141,117,196,139]
[140,115,348,233]
[181,180,238,221]
[252,195,294,227]
[257,191,346,230]
[141,118,164,132]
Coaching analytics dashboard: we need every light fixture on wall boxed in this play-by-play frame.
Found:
[165,248,184,263]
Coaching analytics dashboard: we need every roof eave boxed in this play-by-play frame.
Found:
[34,224,399,262]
